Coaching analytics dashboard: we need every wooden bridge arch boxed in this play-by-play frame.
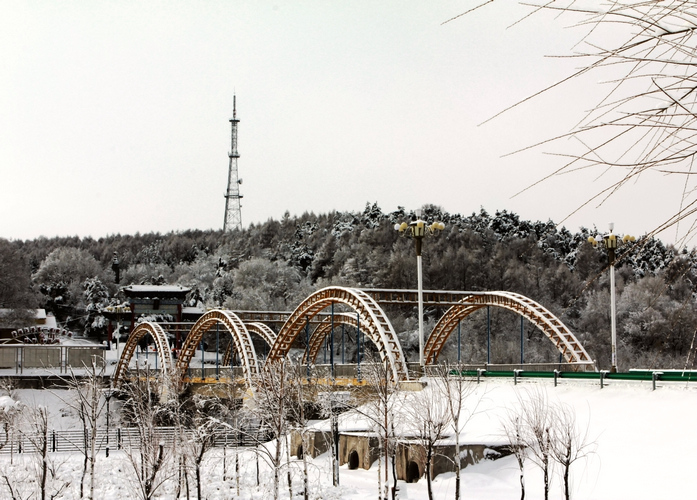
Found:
[302,312,358,364]
[222,322,277,367]
[266,286,409,381]
[112,322,174,388]
[424,291,593,366]
[175,310,259,385]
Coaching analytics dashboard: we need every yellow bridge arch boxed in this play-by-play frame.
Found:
[112,322,174,387]
[175,309,259,385]
[424,291,592,366]
[222,321,277,367]
[267,286,408,381]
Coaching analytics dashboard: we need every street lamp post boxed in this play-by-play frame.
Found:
[103,388,114,456]
[588,223,635,373]
[395,209,445,370]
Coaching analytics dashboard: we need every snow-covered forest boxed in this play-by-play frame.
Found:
[2,204,696,371]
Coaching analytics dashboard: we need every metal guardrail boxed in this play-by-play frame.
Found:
[430,362,595,374]
[453,368,697,389]
[0,425,270,455]
[126,362,596,384]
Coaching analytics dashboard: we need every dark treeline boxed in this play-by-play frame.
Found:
[2,203,695,370]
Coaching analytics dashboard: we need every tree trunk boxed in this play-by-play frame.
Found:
[195,461,202,500]
[175,456,182,499]
[391,443,398,500]
[235,448,240,496]
[454,437,461,500]
[286,435,293,500]
[273,439,281,500]
[40,444,47,500]
[222,444,226,482]
[184,460,190,500]
[302,431,309,500]
[40,418,48,500]
[81,449,88,499]
[89,424,97,500]
[427,445,434,500]
[377,439,383,500]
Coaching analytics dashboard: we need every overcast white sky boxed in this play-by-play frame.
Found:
[1,1,687,243]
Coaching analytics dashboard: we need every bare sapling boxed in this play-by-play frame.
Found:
[407,380,451,500]
[501,410,528,500]
[518,387,554,500]
[350,353,400,500]
[550,402,597,500]
[55,361,106,500]
[249,357,296,500]
[120,377,177,500]
[432,362,480,500]
[20,405,68,500]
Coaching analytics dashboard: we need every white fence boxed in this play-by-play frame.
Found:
[0,346,106,373]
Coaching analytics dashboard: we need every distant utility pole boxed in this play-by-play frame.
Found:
[223,95,243,232]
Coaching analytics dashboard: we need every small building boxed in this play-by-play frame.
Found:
[394,439,511,483]
[104,285,191,348]
[122,285,191,323]
[292,426,511,482]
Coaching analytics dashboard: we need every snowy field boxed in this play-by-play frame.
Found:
[1,377,695,499]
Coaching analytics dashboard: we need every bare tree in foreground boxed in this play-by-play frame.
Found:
[407,382,451,500]
[518,388,554,500]
[211,380,244,496]
[21,405,68,500]
[432,363,479,500]
[317,385,350,491]
[501,410,528,500]
[59,362,106,500]
[452,1,697,244]
[286,365,321,500]
[351,355,400,500]
[506,387,597,500]
[550,402,597,500]
[250,357,295,500]
[120,377,177,500]
[180,393,222,500]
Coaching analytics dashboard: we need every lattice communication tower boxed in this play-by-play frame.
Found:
[223,96,243,231]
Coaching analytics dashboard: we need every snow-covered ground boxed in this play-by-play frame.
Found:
[1,377,695,499]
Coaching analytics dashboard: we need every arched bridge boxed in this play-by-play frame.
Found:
[113,287,592,390]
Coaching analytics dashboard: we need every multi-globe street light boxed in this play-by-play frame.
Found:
[588,223,635,373]
[395,209,445,370]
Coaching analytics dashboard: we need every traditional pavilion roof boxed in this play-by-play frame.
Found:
[122,285,191,300]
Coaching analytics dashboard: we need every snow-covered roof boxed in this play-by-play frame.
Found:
[122,285,191,293]
[182,306,205,315]
[122,285,191,300]
[44,314,57,329]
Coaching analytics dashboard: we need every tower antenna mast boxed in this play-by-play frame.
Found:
[223,95,243,231]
